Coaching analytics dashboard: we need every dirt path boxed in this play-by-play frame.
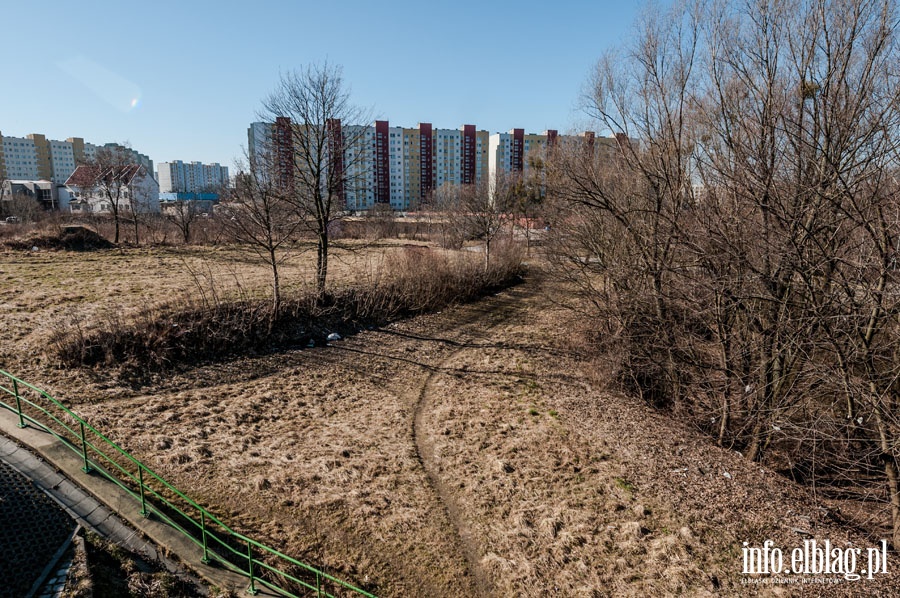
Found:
[411,285,539,597]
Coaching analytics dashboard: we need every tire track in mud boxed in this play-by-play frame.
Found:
[410,281,539,597]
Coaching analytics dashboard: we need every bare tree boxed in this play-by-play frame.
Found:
[79,145,144,244]
[548,0,900,549]
[514,152,548,254]
[165,199,203,244]
[363,202,397,240]
[431,182,466,249]
[129,187,150,246]
[221,152,301,321]
[0,179,49,223]
[259,62,371,299]
[471,177,509,269]
[0,173,8,215]
[433,180,506,269]
[3,191,43,223]
[547,1,699,407]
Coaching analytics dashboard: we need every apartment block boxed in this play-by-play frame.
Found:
[487,129,558,180]
[486,129,626,198]
[0,130,154,191]
[247,119,618,210]
[249,120,493,211]
[157,160,229,194]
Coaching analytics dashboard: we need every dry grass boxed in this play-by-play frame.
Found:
[3,243,898,596]
[62,531,202,598]
[0,241,427,386]
[47,243,522,375]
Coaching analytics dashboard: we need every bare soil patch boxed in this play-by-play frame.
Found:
[3,225,115,252]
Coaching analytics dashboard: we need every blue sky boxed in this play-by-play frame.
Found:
[1,1,647,171]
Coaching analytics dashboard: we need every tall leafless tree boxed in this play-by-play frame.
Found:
[222,151,301,322]
[548,0,900,549]
[0,173,9,215]
[547,1,699,406]
[695,0,900,547]
[165,200,200,244]
[80,144,145,244]
[259,62,371,299]
[434,179,506,269]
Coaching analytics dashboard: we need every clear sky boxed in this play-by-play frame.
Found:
[1,1,648,172]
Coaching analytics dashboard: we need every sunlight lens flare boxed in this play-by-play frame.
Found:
[58,55,143,113]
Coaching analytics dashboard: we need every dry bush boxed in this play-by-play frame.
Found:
[342,242,524,320]
[50,245,524,373]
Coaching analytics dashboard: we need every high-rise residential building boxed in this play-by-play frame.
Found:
[248,120,492,211]
[0,131,153,186]
[157,160,229,193]
[487,129,624,198]
[2,134,41,181]
[247,121,272,172]
[247,119,373,211]
[487,129,556,181]
[246,119,617,210]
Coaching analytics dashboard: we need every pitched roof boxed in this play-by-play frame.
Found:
[65,164,146,187]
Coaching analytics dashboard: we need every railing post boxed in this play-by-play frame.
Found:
[247,540,258,595]
[138,465,148,517]
[79,422,92,474]
[13,380,25,429]
[317,572,322,598]
[200,511,210,564]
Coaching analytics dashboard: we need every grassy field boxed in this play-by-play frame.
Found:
[3,241,899,596]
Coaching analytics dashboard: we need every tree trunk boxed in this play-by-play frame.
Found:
[316,230,328,300]
[652,269,679,406]
[270,249,281,331]
[883,455,900,552]
[717,333,733,447]
[871,392,900,551]
[745,417,766,463]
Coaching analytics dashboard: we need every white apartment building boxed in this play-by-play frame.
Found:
[342,124,376,211]
[2,136,40,180]
[488,129,552,183]
[387,126,405,210]
[157,160,229,193]
[344,122,490,210]
[0,130,153,195]
[247,122,271,168]
[48,139,78,184]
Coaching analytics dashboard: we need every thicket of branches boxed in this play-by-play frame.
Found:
[547,0,900,548]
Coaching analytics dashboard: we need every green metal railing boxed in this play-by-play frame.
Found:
[0,369,377,598]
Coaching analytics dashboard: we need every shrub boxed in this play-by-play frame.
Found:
[50,246,524,373]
